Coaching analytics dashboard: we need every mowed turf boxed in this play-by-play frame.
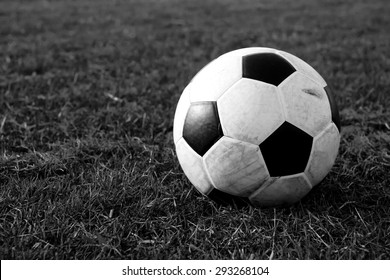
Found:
[0,0,389,259]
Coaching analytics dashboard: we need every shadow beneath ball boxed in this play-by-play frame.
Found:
[207,188,298,209]
[207,188,251,209]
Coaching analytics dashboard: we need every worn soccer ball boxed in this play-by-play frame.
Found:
[173,47,340,207]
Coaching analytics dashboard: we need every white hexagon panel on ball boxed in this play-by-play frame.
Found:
[218,78,285,145]
[226,47,278,58]
[305,123,340,186]
[189,53,242,102]
[278,72,332,137]
[203,136,269,197]
[249,173,312,208]
[277,50,327,87]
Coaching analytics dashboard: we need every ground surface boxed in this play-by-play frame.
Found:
[0,0,389,259]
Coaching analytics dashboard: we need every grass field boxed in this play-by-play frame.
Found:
[0,0,389,259]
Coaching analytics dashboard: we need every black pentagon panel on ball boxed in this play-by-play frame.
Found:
[242,53,296,86]
[207,188,250,208]
[260,122,313,177]
[183,101,223,156]
[324,86,341,132]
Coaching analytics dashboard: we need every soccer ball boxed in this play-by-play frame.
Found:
[173,47,340,207]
